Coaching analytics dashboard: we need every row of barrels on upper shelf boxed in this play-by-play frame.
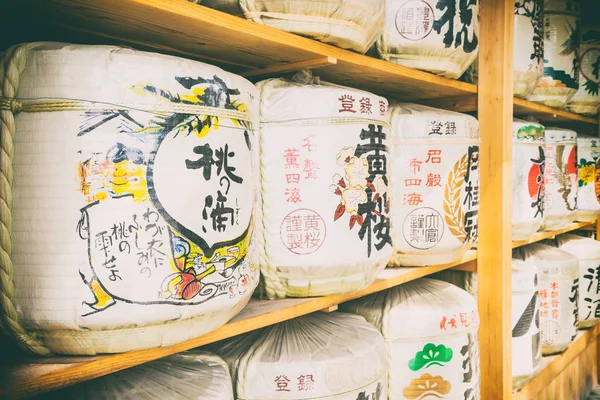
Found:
[194,0,600,115]
[0,36,598,359]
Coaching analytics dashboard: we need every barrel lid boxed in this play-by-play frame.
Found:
[341,278,478,340]
[512,259,538,293]
[389,103,479,142]
[556,233,600,259]
[577,135,600,148]
[513,119,545,142]
[545,127,577,142]
[515,243,579,278]
[257,73,389,125]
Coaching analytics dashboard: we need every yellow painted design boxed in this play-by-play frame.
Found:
[579,164,595,186]
[89,279,115,310]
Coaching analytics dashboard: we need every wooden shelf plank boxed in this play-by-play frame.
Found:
[512,322,600,400]
[514,98,598,133]
[5,0,476,101]
[0,251,476,399]
[512,221,596,248]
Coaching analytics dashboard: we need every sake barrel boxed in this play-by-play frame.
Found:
[256,76,392,299]
[200,0,384,54]
[512,120,546,240]
[0,43,260,355]
[517,244,579,355]
[514,0,545,98]
[376,0,479,79]
[556,233,600,328]
[213,312,387,400]
[542,127,578,231]
[575,136,600,222]
[566,26,600,115]
[56,351,233,399]
[526,0,580,108]
[341,278,480,400]
[512,259,541,390]
[389,103,479,267]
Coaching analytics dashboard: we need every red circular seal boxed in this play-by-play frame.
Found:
[280,208,326,255]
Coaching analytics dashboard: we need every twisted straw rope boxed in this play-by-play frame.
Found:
[0,43,52,355]
[256,129,287,299]
[0,43,254,354]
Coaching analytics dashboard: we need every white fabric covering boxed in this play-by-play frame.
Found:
[376,0,479,79]
[200,0,384,53]
[575,136,600,222]
[513,0,544,98]
[213,312,387,400]
[542,127,578,231]
[566,26,600,116]
[57,351,233,399]
[256,74,392,298]
[9,42,259,354]
[556,233,600,328]
[515,243,579,355]
[512,259,541,389]
[389,103,479,266]
[526,0,580,107]
[341,278,480,400]
[512,119,546,240]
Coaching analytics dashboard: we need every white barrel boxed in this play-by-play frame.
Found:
[526,0,580,108]
[567,26,600,116]
[513,0,545,98]
[60,351,233,399]
[517,243,579,355]
[389,104,479,267]
[376,0,479,79]
[512,259,541,390]
[512,120,546,240]
[256,75,392,298]
[341,278,480,400]
[213,312,387,400]
[542,127,578,231]
[200,0,384,54]
[556,233,600,328]
[2,43,260,355]
[575,136,600,222]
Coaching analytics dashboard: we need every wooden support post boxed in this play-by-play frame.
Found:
[477,0,514,398]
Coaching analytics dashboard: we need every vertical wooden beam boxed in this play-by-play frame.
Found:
[477,0,514,398]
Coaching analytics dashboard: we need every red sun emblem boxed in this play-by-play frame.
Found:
[567,147,577,176]
[528,163,543,200]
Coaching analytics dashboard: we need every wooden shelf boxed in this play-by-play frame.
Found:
[513,322,600,400]
[3,0,597,133]
[514,98,599,133]
[512,221,596,248]
[4,0,476,101]
[0,251,476,399]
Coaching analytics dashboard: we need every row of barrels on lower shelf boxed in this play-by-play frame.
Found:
[437,232,600,391]
[43,278,480,400]
[197,0,600,116]
[39,229,600,399]
[1,38,599,358]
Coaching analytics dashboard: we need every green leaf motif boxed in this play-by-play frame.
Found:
[408,343,453,371]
